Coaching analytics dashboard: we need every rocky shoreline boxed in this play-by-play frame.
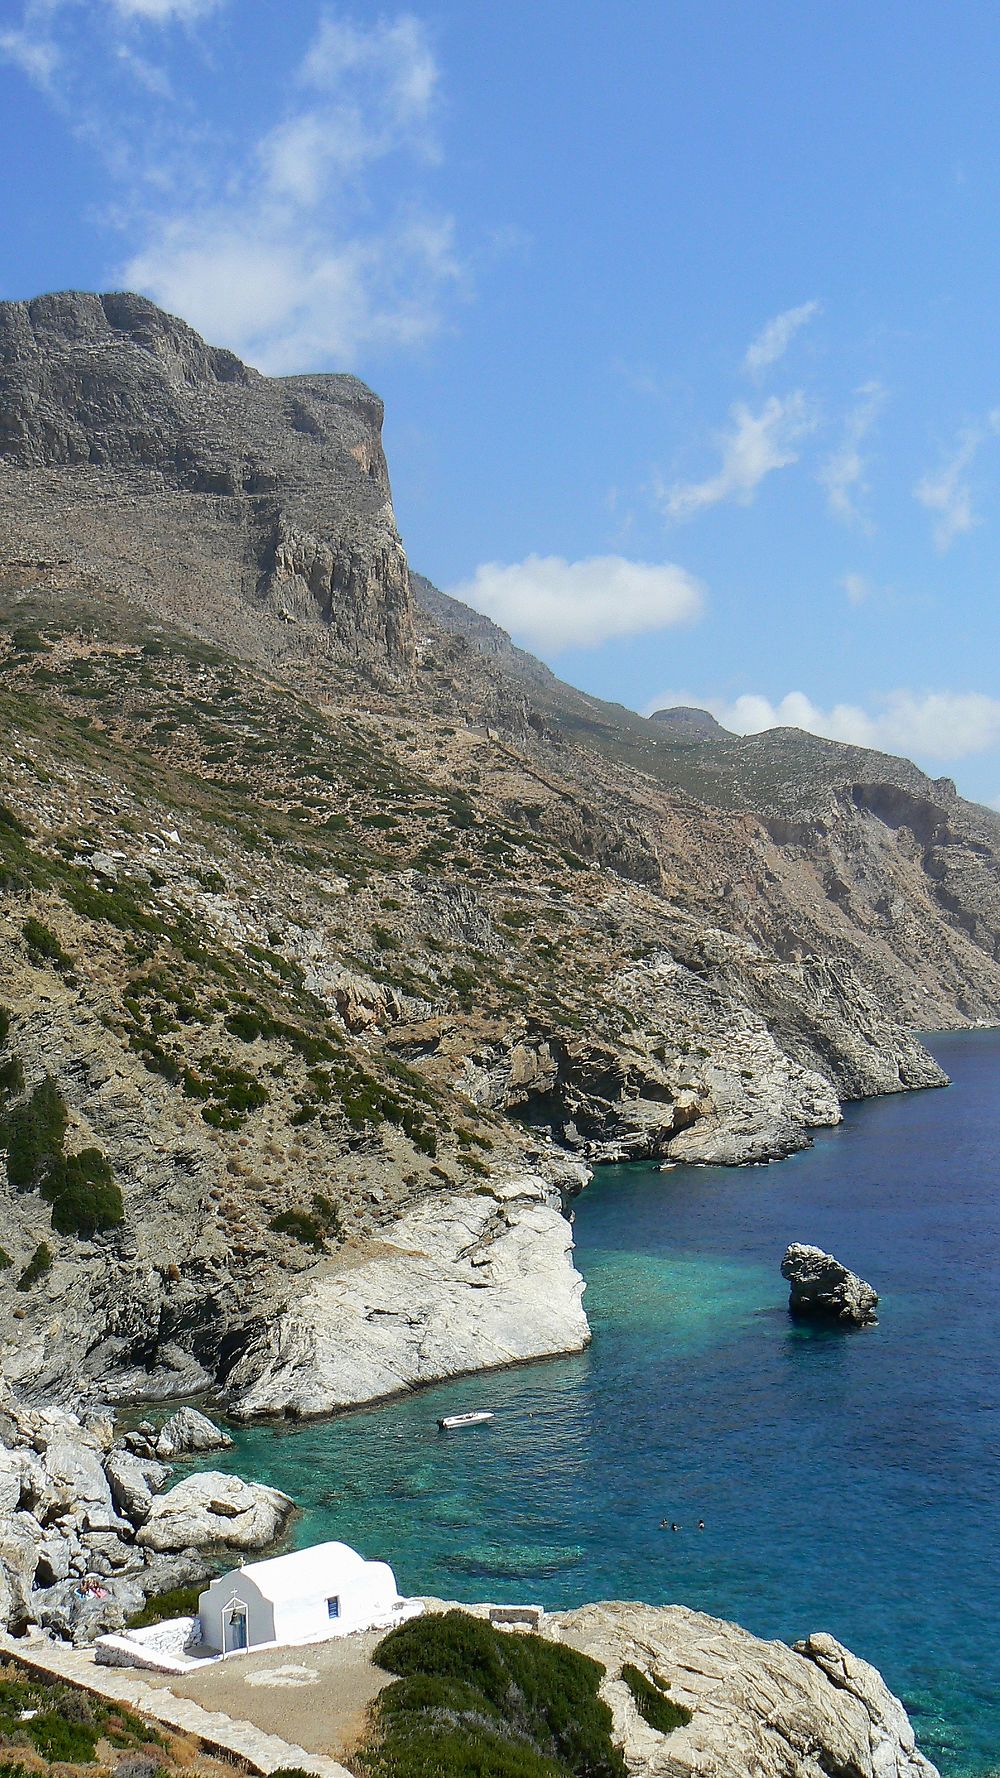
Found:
[0,1391,292,1645]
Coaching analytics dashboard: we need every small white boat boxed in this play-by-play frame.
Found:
[437,1411,494,1431]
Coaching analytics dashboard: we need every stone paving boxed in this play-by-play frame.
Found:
[0,1632,354,1778]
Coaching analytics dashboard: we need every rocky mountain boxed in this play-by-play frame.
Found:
[1,291,998,1416]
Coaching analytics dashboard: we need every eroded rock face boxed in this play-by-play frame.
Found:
[224,1177,589,1420]
[781,1243,879,1326]
[543,1600,937,1778]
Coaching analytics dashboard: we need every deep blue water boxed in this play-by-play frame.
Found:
[200,1031,1000,1776]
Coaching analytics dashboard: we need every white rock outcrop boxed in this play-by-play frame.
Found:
[136,1472,293,1554]
[225,1178,589,1420]
[543,1600,937,1778]
[154,1406,234,1460]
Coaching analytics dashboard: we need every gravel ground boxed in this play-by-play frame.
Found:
[143,1631,393,1759]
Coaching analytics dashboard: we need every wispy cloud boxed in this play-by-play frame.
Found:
[644,687,1000,763]
[743,300,821,377]
[108,0,223,19]
[655,393,816,522]
[0,0,63,88]
[119,12,461,371]
[0,0,219,95]
[448,555,705,652]
[0,4,462,373]
[841,572,871,606]
[914,411,1000,551]
[819,380,885,528]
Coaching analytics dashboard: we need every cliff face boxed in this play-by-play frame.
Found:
[0,291,413,679]
[0,292,996,1415]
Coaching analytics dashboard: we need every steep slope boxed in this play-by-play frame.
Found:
[0,291,995,1418]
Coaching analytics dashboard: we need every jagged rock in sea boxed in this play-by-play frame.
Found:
[543,1600,938,1777]
[0,1385,291,1644]
[781,1242,879,1326]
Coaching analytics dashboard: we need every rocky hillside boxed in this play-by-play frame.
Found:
[0,291,998,1417]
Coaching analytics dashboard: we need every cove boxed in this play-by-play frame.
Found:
[200,1030,1000,1778]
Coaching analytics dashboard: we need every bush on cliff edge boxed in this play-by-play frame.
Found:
[358,1609,626,1778]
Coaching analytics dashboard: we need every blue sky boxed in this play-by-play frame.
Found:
[3,2,1000,803]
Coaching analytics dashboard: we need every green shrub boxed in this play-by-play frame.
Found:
[25,1708,99,1762]
[360,1610,625,1778]
[16,1242,52,1292]
[620,1664,692,1734]
[270,1195,340,1250]
[2,1076,67,1189]
[128,1582,205,1628]
[43,1147,124,1237]
[0,1056,24,1105]
[0,1250,10,1270]
[22,916,72,971]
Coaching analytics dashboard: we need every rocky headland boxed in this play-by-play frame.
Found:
[542,1600,938,1778]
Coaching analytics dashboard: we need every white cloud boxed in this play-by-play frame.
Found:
[914,410,1000,551]
[656,393,815,522]
[115,11,458,370]
[303,14,438,125]
[643,687,1000,763]
[257,12,439,206]
[743,300,821,377]
[0,0,221,93]
[448,555,706,652]
[108,0,222,19]
[820,380,885,527]
[1,4,457,372]
[841,572,871,606]
[124,211,459,373]
[0,23,58,84]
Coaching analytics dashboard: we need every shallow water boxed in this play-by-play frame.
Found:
[202,1030,1000,1776]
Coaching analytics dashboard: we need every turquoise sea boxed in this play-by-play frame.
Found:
[200,1030,1000,1776]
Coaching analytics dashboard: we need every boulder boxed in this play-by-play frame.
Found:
[105,1448,171,1524]
[37,1425,119,1528]
[33,1573,146,1646]
[781,1243,878,1326]
[136,1472,292,1554]
[154,1406,233,1459]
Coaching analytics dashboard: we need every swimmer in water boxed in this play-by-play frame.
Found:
[697,1520,705,1530]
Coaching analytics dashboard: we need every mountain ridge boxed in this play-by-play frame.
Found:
[0,291,996,1416]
